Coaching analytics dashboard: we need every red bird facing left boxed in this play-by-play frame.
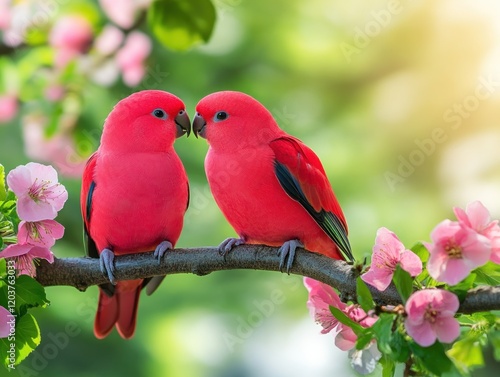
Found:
[193,91,353,271]
[80,90,190,339]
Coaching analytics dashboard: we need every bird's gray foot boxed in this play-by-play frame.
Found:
[278,239,303,274]
[154,240,173,264]
[218,237,245,258]
[100,248,116,284]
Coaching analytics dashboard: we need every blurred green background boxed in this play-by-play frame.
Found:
[1,0,500,376]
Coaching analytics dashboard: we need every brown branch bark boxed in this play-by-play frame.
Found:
[35,245,500,314]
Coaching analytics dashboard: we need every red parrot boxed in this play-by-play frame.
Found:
[193,91,352,271]
[80,90,190,339]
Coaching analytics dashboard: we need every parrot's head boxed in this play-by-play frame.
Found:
[101,90,190,153]
[193,91,281,151]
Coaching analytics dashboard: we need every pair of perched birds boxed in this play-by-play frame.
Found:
[80,90,353,339]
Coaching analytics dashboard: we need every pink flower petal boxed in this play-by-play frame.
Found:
[361,268,393,291]
[17,220,65,247]
[0,306,12,338]
[434,317,460,344]
[426,246,449,281]
[335,326,357,351]
[49,15,93,51]
[25,161,59,183]
[430,219,461,241]
[116,31,151,69]
[304,277,344,334]
[460,233,491,267]
[0,95,18,123]
[373,227,405,259]
[400,250,423,276]
[28,246,54,263]
[6,165,31,196]
[490,231,500,264]
[437,258,471,286]
[122,64,145,87]
[94,24,124,55]
[453,207,470,228]
[99,0,138,29]
[17,196,58,221]
[464,201,491,232]
[0,244,32,258]
[406,321,436,347]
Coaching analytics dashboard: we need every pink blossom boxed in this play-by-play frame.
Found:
[426,220,491,285]
[44,85,65,102]
[99,0,151,29]
[304,276,345,334]
[94,24,124,56]
[6,162,68,221]
[0,306,12,338]
[0,243,54,277]
[454,201,500,264]
[404,289,460,347]
[17,220,65,248]
[122,64,146,87]
[49,15,93,67]
[336,304,377,351]
[0,95,18,124]
[0,0,11,31]
[304,277,377,351]
[22,116,87,177]
[361,227,422,291]
[116,31,151,87]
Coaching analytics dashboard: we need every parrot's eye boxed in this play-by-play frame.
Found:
[152,108,167,120]
[214,111,228,122]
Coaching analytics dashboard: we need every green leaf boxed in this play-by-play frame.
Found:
[380,355,396,377]
[371,313,394,354]
[0,165,6,201]
[393,264,413,303]
[148,0,216,51]
[330,306,364,336]
[410,242,429,263]
[14,275,49,314]
[447,336,484,374]
[475,262,500,285]
[490,331,500,361]
[390,328,410,363]
[0,259,5,276]
[355,328,374,350]
[448,273,476,302]
[356,277,375,312]
[409,341,455,376]
[0,313,41,369]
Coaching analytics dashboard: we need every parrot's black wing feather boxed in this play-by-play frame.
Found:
[274,161,353,262]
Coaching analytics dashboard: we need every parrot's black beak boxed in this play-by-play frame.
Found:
[175,110,191,138]
[192,113,207,139]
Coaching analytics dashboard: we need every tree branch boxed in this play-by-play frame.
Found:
[35,245,500,314]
